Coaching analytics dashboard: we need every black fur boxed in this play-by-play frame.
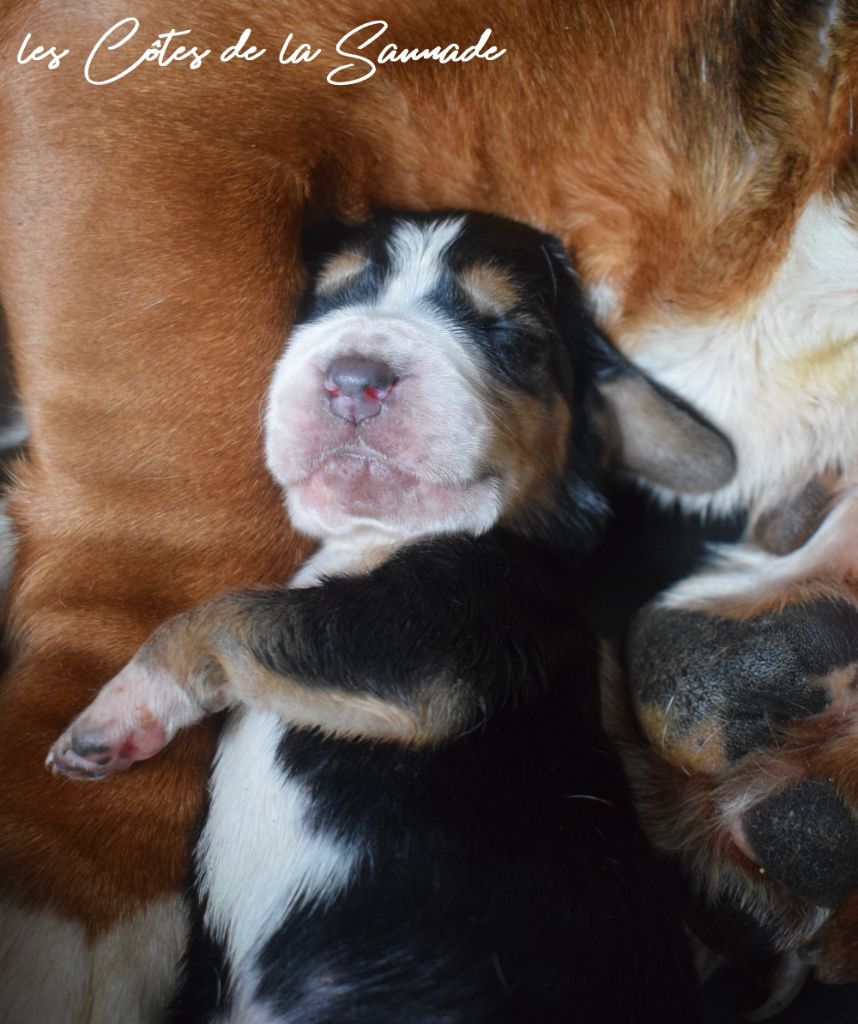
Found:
[245,533,582,724]
[171,537,698,1023]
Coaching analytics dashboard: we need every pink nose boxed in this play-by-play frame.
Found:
[324,355,397,424]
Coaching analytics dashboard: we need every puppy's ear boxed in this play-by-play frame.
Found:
[585,331,736,495]
[538,237,735,495]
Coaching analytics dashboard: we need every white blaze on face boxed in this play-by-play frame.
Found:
[379,217,465,310]
[264,218,503,541]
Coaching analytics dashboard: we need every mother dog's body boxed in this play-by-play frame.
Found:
[1,2,858,1021]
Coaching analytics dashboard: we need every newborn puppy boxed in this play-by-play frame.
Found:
[48,212,734,1023]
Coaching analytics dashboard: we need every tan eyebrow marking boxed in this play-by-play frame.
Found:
[315,250,370,295]
[458,262,521,316]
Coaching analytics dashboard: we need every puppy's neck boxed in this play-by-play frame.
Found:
[289,528,409,589]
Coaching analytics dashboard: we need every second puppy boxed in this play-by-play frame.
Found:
[49,211,733,1023]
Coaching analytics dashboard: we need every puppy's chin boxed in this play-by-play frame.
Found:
[285,455,502,541]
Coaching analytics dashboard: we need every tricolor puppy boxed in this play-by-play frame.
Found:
[48,212,733,1023]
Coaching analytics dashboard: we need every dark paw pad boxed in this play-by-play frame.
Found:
[744,780,858,908]
[71,738,111,758]
[628,599,858,768]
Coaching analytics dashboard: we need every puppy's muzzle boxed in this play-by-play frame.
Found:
[324,354,397,424]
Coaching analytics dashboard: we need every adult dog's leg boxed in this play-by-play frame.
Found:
[0,8,320,1020]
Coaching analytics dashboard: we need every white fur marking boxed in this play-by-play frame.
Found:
[230,1005,282,1024]
[264,226,503,542]
[0,498,18,600]
[380,217,465,310]
[818,1,841,67]
[661,484,858,609]
[627,197,858,514]
[0,896,185,1024]
[197,708,358,1014]
[585,278,621,327]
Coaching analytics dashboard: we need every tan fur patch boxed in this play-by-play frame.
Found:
[488,386,572,525]
[232,669,471,748]
[458,263,520,316]
[315,250,369,295]
[598,375,735,493]
[637,704,728,774]
[352,543,400,575]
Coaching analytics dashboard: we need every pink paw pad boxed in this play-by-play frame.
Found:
[47,658,208,781]
[47,708,168,781]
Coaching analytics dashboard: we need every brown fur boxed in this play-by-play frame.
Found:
[753,473,841,556]
[1,0,857,950]
[492,388,572,523]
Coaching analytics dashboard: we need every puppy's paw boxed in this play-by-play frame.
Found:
[46,660,203,780]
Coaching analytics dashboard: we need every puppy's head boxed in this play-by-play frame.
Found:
[265,211,735,545]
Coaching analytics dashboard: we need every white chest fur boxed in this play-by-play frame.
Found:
[195,543,372,1016]
[619,197,858,514]
[196,709,358,1016]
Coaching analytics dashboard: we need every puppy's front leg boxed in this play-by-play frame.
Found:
[46,584,389,780]
[48,533,576,780]
[46,596,246,779]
